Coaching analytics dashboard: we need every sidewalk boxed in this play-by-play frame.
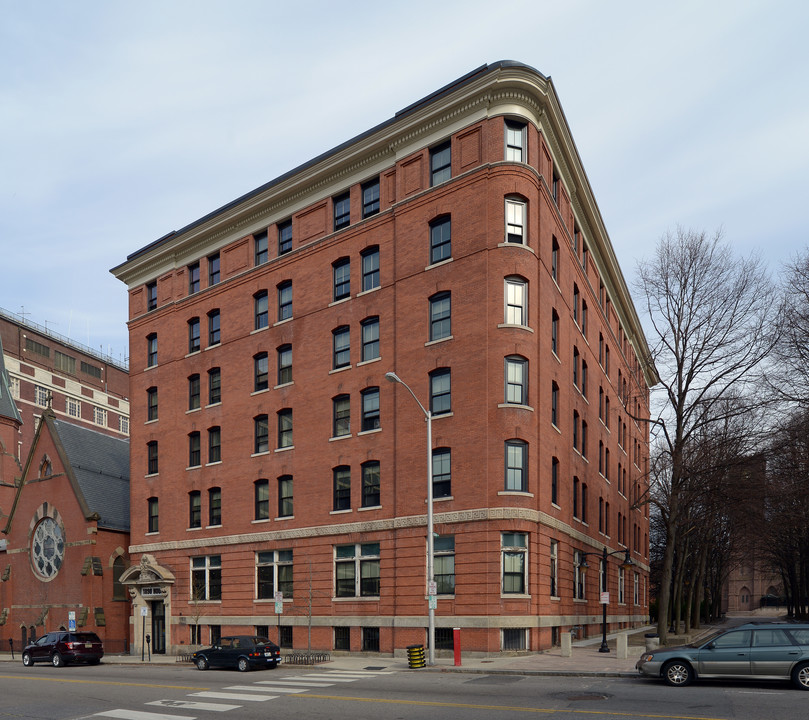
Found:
[0,624,705,678]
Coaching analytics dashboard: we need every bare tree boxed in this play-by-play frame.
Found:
[771,249,809,405]
[635,227,778,643]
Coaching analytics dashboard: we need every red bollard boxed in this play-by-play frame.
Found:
[453,627,461,666]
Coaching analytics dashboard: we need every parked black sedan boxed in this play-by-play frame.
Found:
[192,635,281,672]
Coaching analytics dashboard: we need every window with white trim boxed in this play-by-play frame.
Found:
[191,555,221,601]
[335,542,380,597]
[502,532,527,594]
[257,549,293,599]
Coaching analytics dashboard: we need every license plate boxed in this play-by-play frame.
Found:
[264,652,272,656]
[85,643,92,648]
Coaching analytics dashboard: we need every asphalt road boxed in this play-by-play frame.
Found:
[0,659,805,720]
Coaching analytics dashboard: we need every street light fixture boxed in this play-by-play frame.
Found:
[580,546,634,653]
[385,371,435,666]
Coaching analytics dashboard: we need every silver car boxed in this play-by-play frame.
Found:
[636,622,809,689]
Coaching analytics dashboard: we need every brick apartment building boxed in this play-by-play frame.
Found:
[112,61,656,656]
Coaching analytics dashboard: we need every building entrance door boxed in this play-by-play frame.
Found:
[150,601,166,654]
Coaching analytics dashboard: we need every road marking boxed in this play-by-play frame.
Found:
[146,699,240,711]
[255,678,335,687]
[225,684,307,693]
[0,674,200,690]
[284,673,361,682]
[188,691,275,702]
[293,694,734,720]
[94,710,196,720]
[326,669,394,675]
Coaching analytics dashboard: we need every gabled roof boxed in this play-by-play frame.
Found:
[50,418,130,532]
[0,332,22,426]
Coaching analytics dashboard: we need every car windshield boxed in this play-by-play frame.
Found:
[692,630,726,648]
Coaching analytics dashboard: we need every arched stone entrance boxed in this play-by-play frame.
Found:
[119,555,175,656]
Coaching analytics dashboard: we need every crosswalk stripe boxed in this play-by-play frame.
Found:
[94,710,195,720]
[223,685,306,694]
[255,679,335,687]
[282,673,358,682]
[322,670,394,676]
[188,691,275,702]
[146,699,240,712]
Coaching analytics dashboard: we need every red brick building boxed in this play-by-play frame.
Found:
[112,61,656,656]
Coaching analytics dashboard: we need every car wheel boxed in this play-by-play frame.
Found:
[662,660,693,687]
[237,657,250,672]
[195,656,209,671]
[792,661,809,690]
[51,653,65,668]
[22,653,33,667]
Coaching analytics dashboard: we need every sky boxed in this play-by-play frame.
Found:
[2,0,808,369]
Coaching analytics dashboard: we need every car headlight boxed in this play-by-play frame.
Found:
[640,653,655,663]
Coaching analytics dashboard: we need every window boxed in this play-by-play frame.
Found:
[208,310,220,346]
[257,549,293,599]
[277,344,292,385]
[581,301,588,337]
[505,120,526,162]
[188,432,201,467]
[208,253,220,286]
[333,395,350,437]
[146,387,158,421]
[429,368,451,415]
[188,374,200,410]
[551,309,559,355]
[188,317,200,353]
[430,140,451,185]
[208,426,221,463]
[92,406,106,426]
[333,191,350,230]
[189,491,201,529]
[278,219,292,255]
[333,258,350,301]
[573,476,580,518]
[188,262,200,294]
[502,532,527,594]
[573,284,580,326]
[335,542,380,597]
[573,410,580,451]
[254,291,269,330]
[208,487,221,526]
[334,627,350,651]
[550,540,558,596]
[360,317,380,362]
[551,381,559,426]
[191,555,221,601]
[147,497,159,533]
[361,461,380,508]
[429,292,451,341]
[432,447,451,498]
[429,216,451,264]
[581,482,588,523]
[208,367,221,404]
[505,198,526,243]
[278,475,293,517]
[54,350,75,374]
[147,441,158,475]
[277,281,292,321]
[254,353,268,392]
[505,277,527,325]
[618,566,625,604]
[434,536,455,594]
[551,457,559,505]
[277,409,293,448]
[147,333,158,367]
[333,326,350,369]
[573,347,580,387]
[254,480,269,520]
[574,550,586,599]
[582,360,588,397]
[361,246,380,291]
[333,465,351,511]
[502,629,527,651]
[65,396,80,419]
[254,230,268,265]
[505,439,527,491]
[552,170,560,205]
[362,178,380,218]
[505,356,527,405]
[361,387,380,431]
[254,414,269,454]
[146,281,157,311]
[551,236,559,282]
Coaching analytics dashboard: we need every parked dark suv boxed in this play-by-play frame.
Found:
[22,631,104,667]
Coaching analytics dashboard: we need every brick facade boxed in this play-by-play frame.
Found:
[113,61,655,655]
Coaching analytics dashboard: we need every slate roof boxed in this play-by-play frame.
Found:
[0,332,22,425]
[52,418,130,532]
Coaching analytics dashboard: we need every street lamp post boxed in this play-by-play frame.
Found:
[385,371,435,666]
[581,546,634,653]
